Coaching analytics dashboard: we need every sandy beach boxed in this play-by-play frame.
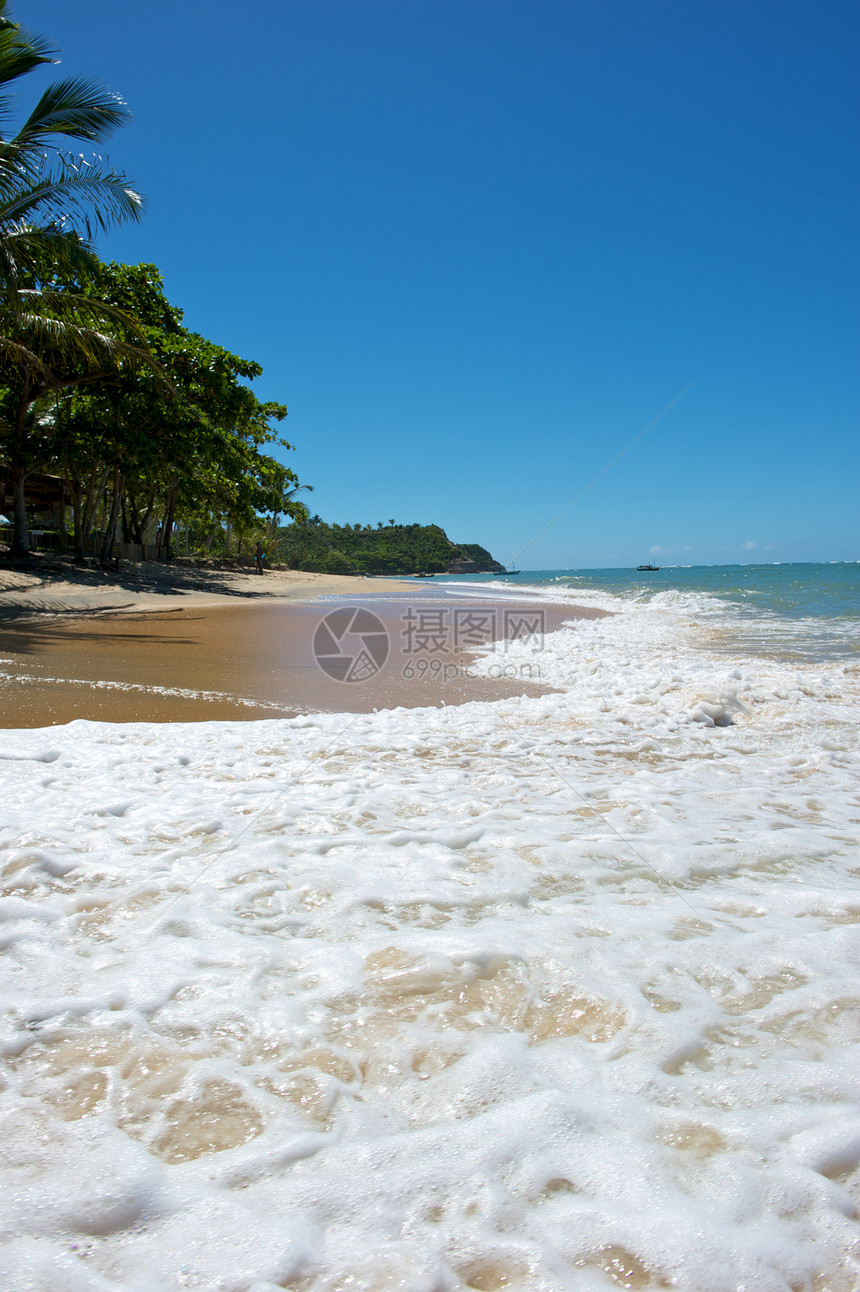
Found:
[0,558,409,620]
[0,559,608,726]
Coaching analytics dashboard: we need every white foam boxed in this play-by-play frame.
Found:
[1,587,859,1289]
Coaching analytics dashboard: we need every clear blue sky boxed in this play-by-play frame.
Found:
[26,0,859,567]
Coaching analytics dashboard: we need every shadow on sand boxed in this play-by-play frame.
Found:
[0,554,272,623]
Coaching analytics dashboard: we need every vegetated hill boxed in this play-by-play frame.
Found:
[275,519,504,575]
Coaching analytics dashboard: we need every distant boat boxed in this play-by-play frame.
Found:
[415,571,434,578]
[494,569,520,576]
[636,564,660,571]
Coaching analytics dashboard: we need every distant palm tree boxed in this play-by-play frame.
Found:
[265,481,313,556]
[0,1,148,556]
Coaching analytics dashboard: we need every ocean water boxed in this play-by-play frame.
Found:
[1,564,859,1290]
[435,562,860,661]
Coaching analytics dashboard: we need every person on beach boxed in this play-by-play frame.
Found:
[254,542,265,575]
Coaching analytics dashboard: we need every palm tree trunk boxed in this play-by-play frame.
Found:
[82,467,108,548]
[61,460,85,561]
[101,466,123,564]
[137,486,156,546]
[58,485,68,546]
[267,512,280,549]
[9,383,31,558]
[10,469,29,558]
[70,483,84,560]
[160,484,178,561]
[120,491,130,545]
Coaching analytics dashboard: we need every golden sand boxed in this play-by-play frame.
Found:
[0,564,606,726]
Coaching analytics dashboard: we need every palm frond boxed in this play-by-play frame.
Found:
[0,330,56,380]
[0,11,56,91]
[15,308,118,354]
[0,163,143,235]
[0,223,98,296]
[19,286,148,337]
[0,6,56,140]
[11,75,131,153]
[3,305,155,381]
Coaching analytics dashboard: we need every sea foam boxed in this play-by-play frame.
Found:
[1,585,858,1290]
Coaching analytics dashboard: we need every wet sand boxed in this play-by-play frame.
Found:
[0,597,607,727]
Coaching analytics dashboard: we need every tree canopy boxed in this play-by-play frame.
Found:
[0,3,306,563]
[37,262,303,562]
[0,0,150,554]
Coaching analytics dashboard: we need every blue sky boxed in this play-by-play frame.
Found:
[26,1,859,567]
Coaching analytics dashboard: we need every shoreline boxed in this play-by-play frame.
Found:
[0,563,608,728]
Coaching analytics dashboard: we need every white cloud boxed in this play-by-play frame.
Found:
[741,540,757,550]
[649,544,664,555]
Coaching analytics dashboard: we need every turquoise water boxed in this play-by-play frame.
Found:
[435,562,860,660]
[438,562,860,618]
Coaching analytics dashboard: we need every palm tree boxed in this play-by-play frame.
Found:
[264,480,313,557]
[0,2,142,272]
[0,1,146,556]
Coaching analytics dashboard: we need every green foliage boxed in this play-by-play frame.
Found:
[0,6,305,563]
[277,519,501,575]
[51,262,302,556]
[0,0,142,263]
[456,542,501,568]
[1,258,303,561]
[0,2,147,554]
